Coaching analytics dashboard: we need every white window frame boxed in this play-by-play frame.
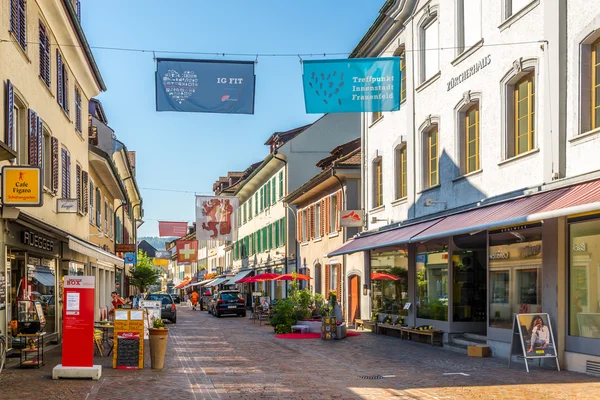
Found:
[314,202,321,239]
[419,11,440,84]
[455,0,482,56]
[329,193,338,233]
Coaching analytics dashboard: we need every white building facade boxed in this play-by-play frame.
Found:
[329,0,600,373]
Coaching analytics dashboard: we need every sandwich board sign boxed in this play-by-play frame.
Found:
[508,313,560,372]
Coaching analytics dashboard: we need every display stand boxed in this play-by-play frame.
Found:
[113,309,144,369]
[508,313,560,372]
[18,332,45,368]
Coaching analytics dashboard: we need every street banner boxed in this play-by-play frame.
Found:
[176,240,198,264]
[196,196,239,241]
[154,258,169,267]
[340,210,364,227]
[158,221,188,237]
[302,57,400,114]
[156,58,255,114]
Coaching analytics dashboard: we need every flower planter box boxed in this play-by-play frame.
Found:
[299,319,322,333]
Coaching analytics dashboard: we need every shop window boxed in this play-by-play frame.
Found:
[416,244,448,321]
[371,249,408,316]
[569,218,600,339]
[489,225,543,329]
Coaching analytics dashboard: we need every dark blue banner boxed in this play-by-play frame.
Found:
[302,57,400,113]
[156,58,255,114]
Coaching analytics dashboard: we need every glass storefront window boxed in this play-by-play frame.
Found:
[569,218,600,339]
[489,226,542,329]
[370,249,408,316]
[416,245,448,321]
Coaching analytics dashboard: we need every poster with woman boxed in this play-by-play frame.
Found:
[516,313,557,358]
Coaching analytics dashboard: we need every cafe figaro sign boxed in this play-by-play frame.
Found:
[1,166,43,207]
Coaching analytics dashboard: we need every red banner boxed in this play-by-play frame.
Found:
[176,240,198,263]
[158,221,188,237]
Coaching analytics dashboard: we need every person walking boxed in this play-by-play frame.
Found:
[190,290,200,311]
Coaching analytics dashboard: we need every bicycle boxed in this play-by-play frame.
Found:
[0,330,6,374]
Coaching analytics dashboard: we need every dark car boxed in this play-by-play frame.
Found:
[211,290,246,317]
[171,294,181,305]
[146,294,177,323]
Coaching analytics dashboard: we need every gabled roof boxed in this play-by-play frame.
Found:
[316,138,361,169]
[89,98,108,124]
[138,240,157,258]
[264,124,313,147]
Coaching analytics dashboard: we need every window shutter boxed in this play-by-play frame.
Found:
[320,199,326,237]
[61,149,66,198]
[309,205,315,240]
[66,153,71,198]
[39,23,51,86]
[28,110,38,166]
[57,51,64,108]
[281,218,286,245]
[37,116,43,169]
[336,191,342,232]
[297,209,302,243]
[18,0,26,49]
[10,0,18,37]
[75,88,82,132]
[89,180,94,221]
[76,164,81,213]
[325,264,331,299]
[324,197,330,235]
[64,70,69,114]
[6,80,14,150]
[51,137,59,193]
[82,171,89,214]
[336,264,342,298]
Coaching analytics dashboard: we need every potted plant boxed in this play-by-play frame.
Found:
[148,317,169,369]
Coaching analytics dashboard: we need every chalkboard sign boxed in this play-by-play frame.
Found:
[508,313,560,372]
[116,332,140,369]
[0,274,6,310]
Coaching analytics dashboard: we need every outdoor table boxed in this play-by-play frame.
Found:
[94,322,114,355]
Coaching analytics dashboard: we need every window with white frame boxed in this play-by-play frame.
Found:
[373,157,383,207]
[330,264,338,291]
[506,0,532,19]
[329,193,338,233]
[421,15,439,83]
[301,209,307,242]
[457,0,482,54]
[395,144,407,199]
[314,202,321,238]
[423,125,439,189]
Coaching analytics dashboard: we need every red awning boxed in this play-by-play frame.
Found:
[174,278,191,289]
[328,179,600,256]
[413,179,600,242]
[327,219,440,257]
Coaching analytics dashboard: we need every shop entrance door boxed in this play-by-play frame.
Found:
[451,233,487,335]
[348,275,360,325]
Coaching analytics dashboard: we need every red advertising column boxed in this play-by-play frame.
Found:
[62,276,95,367]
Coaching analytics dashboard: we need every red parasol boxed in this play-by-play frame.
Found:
[371,272,401,281]
[245,273,280,283]
[274,273,313,281]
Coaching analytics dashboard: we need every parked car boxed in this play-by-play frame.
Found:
[145,293,177,323]
[171,294,181,304]
[207,293,218,315]
[211,290,246,318]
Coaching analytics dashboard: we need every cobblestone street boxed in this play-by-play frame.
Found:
[1,306,600,400]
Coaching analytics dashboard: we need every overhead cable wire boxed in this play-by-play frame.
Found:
[0,38,546,57]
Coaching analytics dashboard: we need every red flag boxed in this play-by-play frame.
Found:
[159,221,188,237]
[176,240,198,263]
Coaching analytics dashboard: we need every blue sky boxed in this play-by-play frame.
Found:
[83,0,385,237]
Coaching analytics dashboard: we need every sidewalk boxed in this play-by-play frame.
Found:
[0,307,598,399]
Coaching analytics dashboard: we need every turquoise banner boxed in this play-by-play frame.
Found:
[302,57,401,114]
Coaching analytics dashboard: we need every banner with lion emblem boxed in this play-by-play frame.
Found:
[195,196,239,241]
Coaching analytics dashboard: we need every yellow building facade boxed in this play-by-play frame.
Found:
[0,0,131,346]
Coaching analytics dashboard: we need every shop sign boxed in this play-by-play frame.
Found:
[518,245,542,258]
[116,244,136,253]
[447,54,491,91]
[22,231,55,252]
[57,198,78,213]
[1,166,43,207]
[123,252,137,264]
[340,210,364,227]
[489,251,510,260]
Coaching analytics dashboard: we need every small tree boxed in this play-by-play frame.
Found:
[129,251,160,293]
